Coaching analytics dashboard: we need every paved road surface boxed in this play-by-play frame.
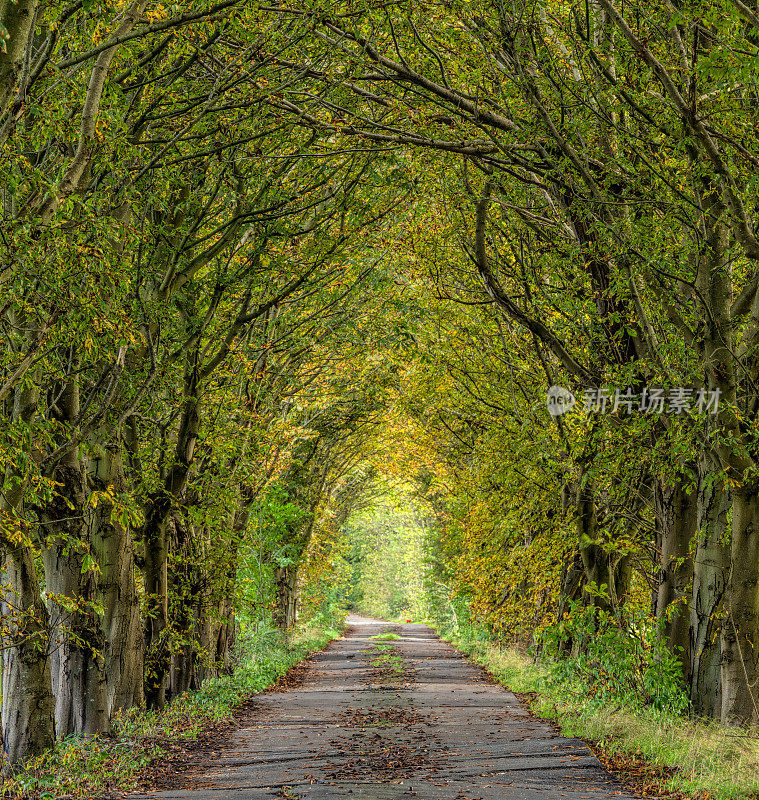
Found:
[133,616,637,799]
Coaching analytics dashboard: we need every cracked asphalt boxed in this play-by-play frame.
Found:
[132,616,638,800]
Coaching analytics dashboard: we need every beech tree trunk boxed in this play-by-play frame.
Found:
[654,476,696,682]
[1,380,55,765]
[576,480,629,615]
[90,443,144,714]
[556,547,584,656]
[274,565,299,630]
[41,360,110,737]
[42,461,109,738]
[0,0,40,112]
[721,489,759,726]
[143,506,170,710]
[142,358,201,709]
[685,168,759,725]
[215,609,236,675]
[42,543,108,738]
[167,518,203,700]
[689,459,729,718]
[1,544,55,765]
[195,609,214,688]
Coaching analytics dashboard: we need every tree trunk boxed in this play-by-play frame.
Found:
[90,443,144,714]
[576,481,629,615]
[195,609,214,688]
[142,363,201,709]
[654,476,697,682]
[42,460,109,738]
[274,565,299,631]
[169,637,196,700]
[0,379,56,765]
[721,488,759,726]
[143,505,170,710]
[689,168,759,725]
[1,544,55,765]
[41,357,110,737]
[168,518,202,701]
[42,542,108,738]
[215,610,235,675]
[556,547,584,656]
[689,461,729,719]
[0,0,40,113]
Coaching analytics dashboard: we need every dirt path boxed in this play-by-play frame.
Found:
[132,616,638,799]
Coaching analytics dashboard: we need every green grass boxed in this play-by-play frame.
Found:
[1,624,340,800]
[367,643,405,675]
[372,632,401,641]
[454,637,759,800]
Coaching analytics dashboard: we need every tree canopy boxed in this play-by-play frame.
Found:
[2,0,759,767]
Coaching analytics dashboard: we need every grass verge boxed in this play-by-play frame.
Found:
[452,637,759,800]
[1,623,340,800]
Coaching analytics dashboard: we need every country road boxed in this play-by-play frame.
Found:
[132,616,637,800]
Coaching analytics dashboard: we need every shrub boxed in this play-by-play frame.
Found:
[540,601,689,715]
